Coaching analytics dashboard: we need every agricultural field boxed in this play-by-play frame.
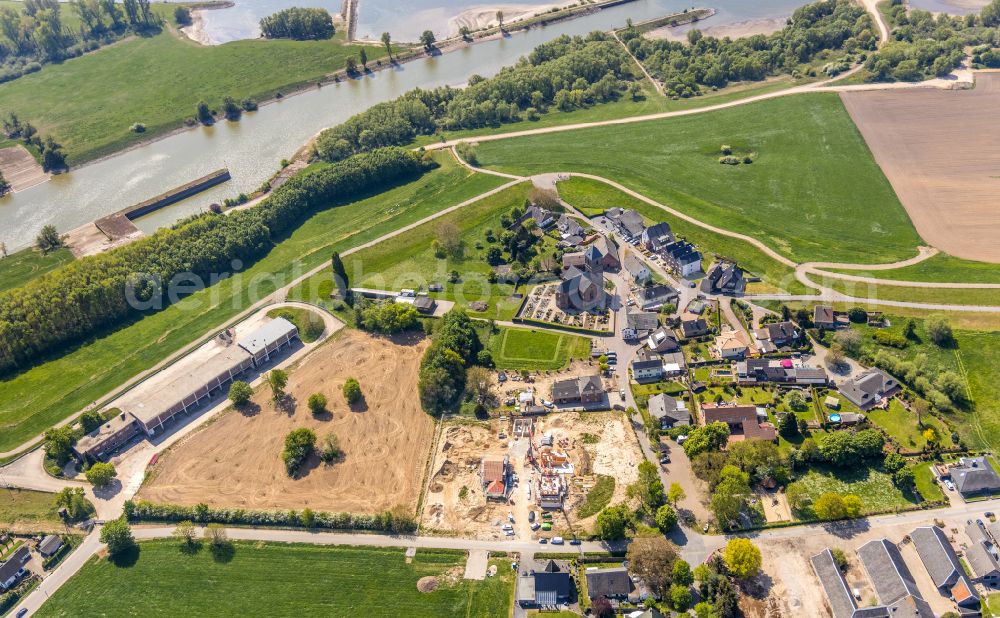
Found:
[486,326,591,371]
[476,94,923,265]
[35,541,513,617]
[141,330,435,514]
[840,74,1000,263]
[786,466,919,520]
[292,181,536,321]
[0,155,504,454]
[556,176,805,294]
[0,247,74,293]
[0,488,85,533]
[820,277,1000,307]
[0,18,391,164]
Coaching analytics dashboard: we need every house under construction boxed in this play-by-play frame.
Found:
[481,456,512,501]
[538,473,566,509]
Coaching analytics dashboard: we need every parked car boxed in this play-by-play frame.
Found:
[569,539,582,546]
[945,480,956,491]
[528,511,535,522]
[530,522,541,531]
[551,537,565,545]
[619,389,626,399]
[17,610,28,618]
[541,399,554,408]
[539,538,548,544]
[659,456,670,464]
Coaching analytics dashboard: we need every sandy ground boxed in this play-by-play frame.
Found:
[840,72,1000,263]
[64,221,145,258]
[141,330,436,514]
[0,145,47,192]
[645,16,788,42]
[448,1,576,37]
[180,10,212,45]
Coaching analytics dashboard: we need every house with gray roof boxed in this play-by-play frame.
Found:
[810,549,859,618]
[951,456,1000,498]
[910,525,980,613]
[646,326,681,354]
[626,311,659,335]
[700,262,746,295]
[591,235,620,270]
[556,267,606,312]
[637,284,677,311]
[838,368,901,411]
[661,239,702,278]
[0,546,30,591]
[607,208,645,238]
[518,559,572,607]
[37,534,63,558]
[857,539,922,605]
[624,254,652,286]
[522,205,556,229]
[814,546,935,618]
[551,375,604,405]
[964,519,1000,584]
[641,222,674,251]
[680,317,710,339]
[585,566,631,601]
[557,214,584,238]
[648,393,689,429]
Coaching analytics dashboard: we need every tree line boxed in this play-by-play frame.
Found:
[619,0,875,98]
[0,0,160,84]
[259,7,335,41]
[315,33,635,162]
[418,310,483,415]
[0,148,429,375]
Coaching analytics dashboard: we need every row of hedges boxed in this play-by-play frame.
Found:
[124,500,417,533]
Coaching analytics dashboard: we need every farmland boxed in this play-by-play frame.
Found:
[0,155,504,454]
[474,93,923,265]
[35,541,513,617]
[486,327,591,371]
[0,20,390,164]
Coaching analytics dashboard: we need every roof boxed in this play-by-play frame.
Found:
[764,321,800,342]
[0,546,29,584]
[38,535,63,555]
[615,209,645,236]
[639,284,677,302]
[910,526,967,591]
[700,262,745,294]
[964,520,1000,578]
[624,254,649,278]
[648,394,689,424]
[644,222,673,241]
[237,316,298,356]
[74,411,138,454]
[681,318,709,337]
[815,304,835,323]
[839,368,899,408]
[627,311,659,332]
[810,549,857,618]
[952,457,1000,495]
[662,240,701,265]
[552,378,580,400]
[533,560,571,601]
[579,374,603,395]
[715,329,751,352]
[586,567,631,598]
[592,235,619,262]
[701,403,775,441]
[647,327,680,353]
[414,296,435,309]
[857,538,921,604]
[558,268,603,296]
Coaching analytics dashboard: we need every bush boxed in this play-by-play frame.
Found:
[130,122,146,133]
[259,7,335,40]
[307,393,327,415]
[85,462,117,488]
[282,428,316,475]
[100,517,135,556]
[174,6,192,25]
[356,300,419,333]
[926,315,953,346]
[229,380,253,407]
[319,432,341,463]
[873,330,908,348]
[343,378,362,405]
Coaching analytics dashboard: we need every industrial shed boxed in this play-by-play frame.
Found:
[237,317,298,367]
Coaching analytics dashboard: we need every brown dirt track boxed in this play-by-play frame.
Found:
[840,73,1000,263]
[140,330,435,514]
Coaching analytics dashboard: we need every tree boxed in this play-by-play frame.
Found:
[0,171,10,197]
[835,329,862,356]
[419,30,435,50]
[459,25,471,40]
[723,538,761,579]
[228,380,252,407]
[903,318,917,339]
[595,503,632,540]
[813,493,847,520]
[671,583,693,611]
[80,410,105,433]
[44,426,75,465]
[343,377,362,405]
[36,224,61,252]
[673,559,694,586]
[381,32,392,60]
[682,422,730,458]
[330,251,350,300]
[222,96,241,121]
[54,487,91,521]
[173,5,190,25]
[41,138,65,171]
[656,503,678,532]
[205,522,228,547]
[626,536,678,597]
[711,466,752,527]
[172,520,196,547]
[259,6,334,40]
[307,393,327,415]
[496,10,503,30]
[843,494,863,517]
[828,342,845,367]
[883,452,906,473]
[359,47,367,69]
[592,597,614,618]
[848,307,867,323]
[268,369,288,402]
[778,411,799,437]
[629,460,664,512]
[926,315,953,346]
[319,432,341,463]
[100,517,135,556]
[667,482,686,506]
[345,56,358,74]
[282,428,316,475]
[196,100,213,125]
[85,462,117,487]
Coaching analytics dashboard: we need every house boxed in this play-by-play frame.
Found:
[680,317,711,339]
[537,472,566,508]
[481,457,511,501]
[637,284,678,311]
[522,205,555,229]
[0,546,30,592]
[661,240,702,278]
[556,267,606,312]
[557,214,584,238]
[855,539,935,618]
[814,305,836,330]
[73,410,141,462]
[647,326,681,354]
[839,368,900,410]
[910,525,980,612]
[413,296,436,315]
[591,235,621,270]
[607,208,645,239]
[700,262,746,295]
[810,548,862,618]
[551,375,604,405]
[641,222,674,251]
[736,359,828,386]
[964,520,1000,584]
[562,250,589,270]
[648,393,689,428]
[701,403,776,443]
[586,566,632,601]
[626,311,659,337]
[623,254,651,286]
[752,321,802,351]
[37,535,64,558]
[518,560,572,607]
[951,457,1000,498]
[714,329,752,359]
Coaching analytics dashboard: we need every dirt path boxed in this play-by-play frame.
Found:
[613,30,663,96]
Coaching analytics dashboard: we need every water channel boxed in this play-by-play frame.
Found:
[0,0,807,251]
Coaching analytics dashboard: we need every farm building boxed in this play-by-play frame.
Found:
[236,317,298,367]
[73,411,141,461]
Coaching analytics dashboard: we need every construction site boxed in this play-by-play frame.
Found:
[420,410,643,539]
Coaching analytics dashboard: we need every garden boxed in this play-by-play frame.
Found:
[786,466,920,520]
[486,326,591,371]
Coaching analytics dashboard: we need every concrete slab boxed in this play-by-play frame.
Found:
[464,549,489,580]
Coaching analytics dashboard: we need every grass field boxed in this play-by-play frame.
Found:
[819,277,1000,307]
[487,326,590,371]
[289,182,533,321]
[556,176,806,294]
[36,541,513,617]
[576,474,615,519]
[866,399,953,451]
[912,461,946,502]
[0,488,87,532]
[0,155,506,453]
[0,22,389,164]
[0,246,74,293]
[477,94,923,265]
[825,252,1000,284]
[265,306,325,343]
[787,466,919,519]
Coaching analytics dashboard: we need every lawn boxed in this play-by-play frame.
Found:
[787,466,920,519]
[0,246,74,293]
[913,461,946,502]
[825,252,1000,284]
[487,326,591,371]
[576,474,615,519]
[866,398,953,452]
[477,94,923,265]
[290,181,535,321]
[556,176,806,294]
[0,22,390,164]
[0,488,86,532]
[36,541,513,617]
[0,154,507,453]
[821,277,1000,307]
[265,306,325,343]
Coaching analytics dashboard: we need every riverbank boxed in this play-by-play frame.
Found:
[646,15,790,41]
[449,1,577,37]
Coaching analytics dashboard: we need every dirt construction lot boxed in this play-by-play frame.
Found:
[140,330,435,514]
[840,73,1000,263]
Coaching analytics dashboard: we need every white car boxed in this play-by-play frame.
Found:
[540,399,554,408]
[945,480,956,491]
[551,537,565,545]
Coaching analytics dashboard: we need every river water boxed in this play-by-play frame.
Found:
[0,0,806,251]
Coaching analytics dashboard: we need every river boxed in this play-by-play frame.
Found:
[0,0,807,251]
